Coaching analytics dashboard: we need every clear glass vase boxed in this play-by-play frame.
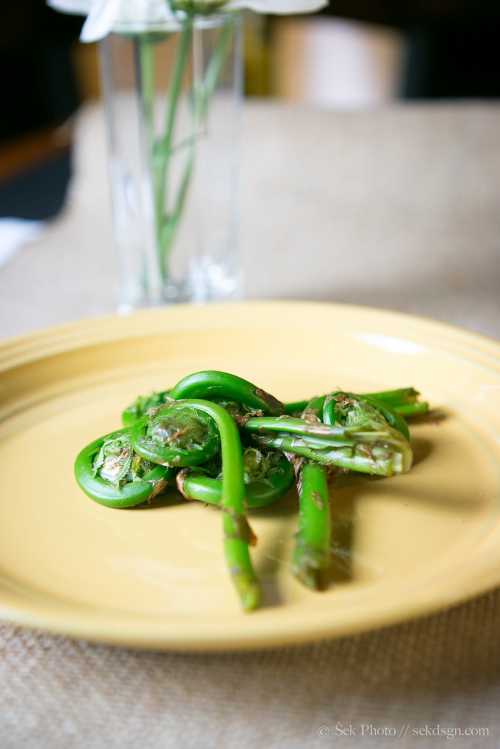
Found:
[100,14,242,311]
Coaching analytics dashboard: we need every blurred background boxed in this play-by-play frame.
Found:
[1,1,499,242]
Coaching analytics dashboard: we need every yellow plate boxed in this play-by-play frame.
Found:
[1,301,500,651]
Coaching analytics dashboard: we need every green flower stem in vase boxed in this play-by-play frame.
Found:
[100,13,242,310]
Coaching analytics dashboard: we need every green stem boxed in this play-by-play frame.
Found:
[392,402,429,417]
[284,388,429,419]
[179,452,294,509]
[152,16,236,284]
[244,416,357,445]
[196,17,235,120]
[364,387,421,405]
[156,19,194,250]
[139,38,156,147]
[170,370,284,415]
[177,399,261,611]
[292,462,331,590]
[251,431,412,477]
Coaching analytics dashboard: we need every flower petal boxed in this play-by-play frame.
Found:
[80,0,122,41]
[47,0,93,14]
[82,0,180,41]
[228,0,327,12]
[48,0,327,40]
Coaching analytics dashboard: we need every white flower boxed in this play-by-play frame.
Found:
[48,0,328,42]
[48,1,179,40]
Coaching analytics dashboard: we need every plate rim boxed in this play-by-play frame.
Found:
[2,299,500,364]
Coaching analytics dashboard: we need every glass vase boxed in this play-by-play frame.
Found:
[100,14,242,311]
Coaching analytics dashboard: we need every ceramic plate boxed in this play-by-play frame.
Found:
[1,301,500,651]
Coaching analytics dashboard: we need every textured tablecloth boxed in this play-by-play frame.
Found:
[1,102,500,748]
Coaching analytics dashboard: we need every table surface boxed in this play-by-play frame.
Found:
[1,101,500,748]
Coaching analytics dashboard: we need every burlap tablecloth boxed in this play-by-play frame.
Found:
[1,102,500,748]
